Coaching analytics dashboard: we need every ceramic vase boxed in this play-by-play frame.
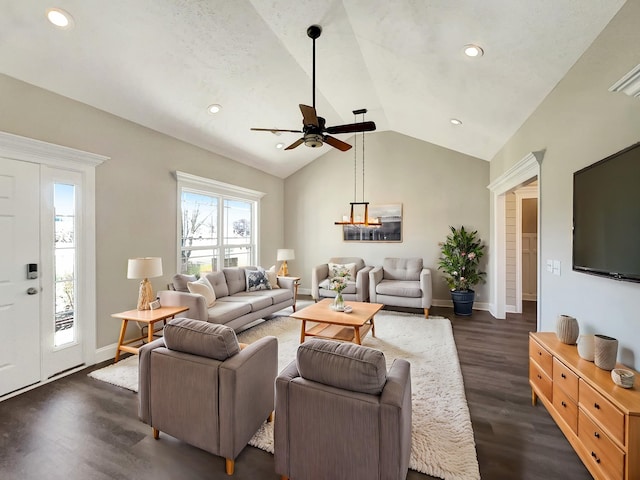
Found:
[332,291,345,311]
[577,334,595,361]
[594,334,618,370]
[556,315,579,344]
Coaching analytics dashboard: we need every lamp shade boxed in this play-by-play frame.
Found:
[127,257,163,279]
[277,249,295,261]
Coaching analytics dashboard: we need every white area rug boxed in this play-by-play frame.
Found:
[89,310,480,480]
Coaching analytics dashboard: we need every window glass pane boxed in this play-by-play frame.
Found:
[224,247,252,268]
[223,199,252,245]
[182,191,217,247]
[54,183,76,347]
[182,249,218,276]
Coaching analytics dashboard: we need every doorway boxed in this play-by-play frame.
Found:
[0,132,106,398]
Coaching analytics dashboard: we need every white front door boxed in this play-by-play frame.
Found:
[0,158,41,396]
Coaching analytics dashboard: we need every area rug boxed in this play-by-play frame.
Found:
[89,311,480,480]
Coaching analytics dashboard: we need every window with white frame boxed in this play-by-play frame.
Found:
[176,172,264,275]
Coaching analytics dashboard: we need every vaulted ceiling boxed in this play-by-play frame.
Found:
[0,1,626,177]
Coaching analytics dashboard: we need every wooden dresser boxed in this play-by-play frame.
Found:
[529,332,640,480]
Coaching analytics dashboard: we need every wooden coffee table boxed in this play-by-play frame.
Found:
[290,298,383,345]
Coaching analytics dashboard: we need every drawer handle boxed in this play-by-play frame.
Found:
[594,402,600,410]
[537,374,542,380]
[594,432,600,439]
[591,452,601,464]
[561,401,567,408]
[561,373,566,379]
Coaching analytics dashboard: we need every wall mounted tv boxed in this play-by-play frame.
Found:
[573,141,640,283]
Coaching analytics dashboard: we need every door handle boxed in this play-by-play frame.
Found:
[27,287,38,295]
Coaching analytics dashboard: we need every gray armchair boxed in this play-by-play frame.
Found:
[369,257,432,318]
[311,257,373,302]
[138,318,277,475]
[274,339,412,480]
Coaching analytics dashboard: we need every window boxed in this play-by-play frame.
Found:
[54,183,77,347]
[177,172,264,275]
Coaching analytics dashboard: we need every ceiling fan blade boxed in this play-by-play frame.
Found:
[299,104,319,127]
[250,127,302,133]
[325,121,377,135]
[324,135,352,152]
[285,138,305,150]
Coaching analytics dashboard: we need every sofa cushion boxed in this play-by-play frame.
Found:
[223,267,247,295]
[217,292,272,310]
[163,318,240,361]
[172,273,197,292]
[383,257,423,281]
[246,269,272,291]
[204,271,229,298]
[376,279,422,298]
[328,262,357,280]
[207,301,252,325]
[187,276,216,307]
[296,339,387,395]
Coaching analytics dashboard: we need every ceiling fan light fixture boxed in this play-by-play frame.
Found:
[46,7,74,29]
[304,134,323,148]
[275,142,284,149]
[463,44,484,57]
[207,104,222,114]
[450,118,463,125]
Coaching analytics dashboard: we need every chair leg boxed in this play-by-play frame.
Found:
[268,411,274,422]
[152,427,159,439]
[225,458,234,475]
[424,308,429,318]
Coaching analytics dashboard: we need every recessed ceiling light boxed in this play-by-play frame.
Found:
[46,8,74,29]
[207,104,222,114]
[275,143,284,149]
[450,118,463,125]
[463,44,484,57]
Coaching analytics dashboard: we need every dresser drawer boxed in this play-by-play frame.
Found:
[553,357,579,401]
[529,337,553,377]
[579,409,625,480]
[579,379,625,446]
[553,383,578,433]
[530,358,552,401]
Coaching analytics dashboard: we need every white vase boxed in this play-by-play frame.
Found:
[556,315,579,344]
[577,334,595,361]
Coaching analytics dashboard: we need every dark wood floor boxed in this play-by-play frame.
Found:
[0,299,592,480]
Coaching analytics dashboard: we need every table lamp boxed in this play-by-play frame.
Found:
[127,257,163,310]
[277,249,294,276]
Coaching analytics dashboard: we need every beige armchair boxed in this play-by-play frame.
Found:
[369,257,432,318]
[274,339,412,480]
[138,318,277,475]
[311,257,373,302]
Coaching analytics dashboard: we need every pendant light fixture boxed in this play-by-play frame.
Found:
[335,108,381,227]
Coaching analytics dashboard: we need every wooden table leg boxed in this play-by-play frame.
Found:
[115,319,128,363]
[147,319,155,344]
[300,319,307,343]
[354,326,362,345]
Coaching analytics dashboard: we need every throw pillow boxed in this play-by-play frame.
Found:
[246,269,272,291]
[328,262,357,280]
[187,276,216,307]
[265,265,279,289]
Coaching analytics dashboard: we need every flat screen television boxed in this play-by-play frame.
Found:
[573,141,640,283]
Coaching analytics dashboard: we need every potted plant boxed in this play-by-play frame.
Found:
[438,226,486,316]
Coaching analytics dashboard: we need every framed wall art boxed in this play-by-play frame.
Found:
[342,203,402,242]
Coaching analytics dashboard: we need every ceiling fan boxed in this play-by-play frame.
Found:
[251,25,376,152]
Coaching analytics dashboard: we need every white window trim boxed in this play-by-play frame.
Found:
[175,171,265,273]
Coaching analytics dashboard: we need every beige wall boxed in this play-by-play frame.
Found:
[0,74,285,350]
[284,130,490,304]
[490,0,640,368]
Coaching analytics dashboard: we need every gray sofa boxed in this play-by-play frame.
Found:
[158,267,297,332]
[139,318,278,475]
[369,257,432,318]
[311,257,373,302]
[274,338,412,480]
